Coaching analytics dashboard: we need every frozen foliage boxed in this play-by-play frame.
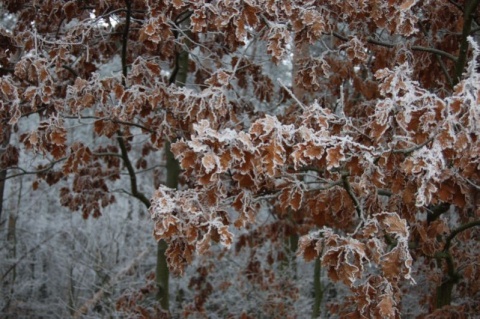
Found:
[1,1,480,318]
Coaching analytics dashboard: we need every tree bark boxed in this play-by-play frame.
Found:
[155,18,190,310]
[454,0,480,84]
[0,127,11,222]
[312,256,323,318]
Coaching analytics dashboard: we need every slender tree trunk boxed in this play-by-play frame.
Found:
[453,0,480,84]
[68,262,76,316]
[312,256,323,318]
[155,141,180,310]
[6,212,17,282]
[2,169,18,316]
[436,279,455,309]
[0,127,11,221]
[155,22,190,310]
[280,227,298,276]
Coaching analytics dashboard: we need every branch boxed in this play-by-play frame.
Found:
[1,232,59,282]
[174,10,193,26]
[433,219,480,290]
[114,0,150,209]
[444,219,480,251]
[331,32,458,62]
[62,115,156,134]
[392,137,434,155]
[341,173,363,218]
[462,177,480,190]
[121,0,132,87]
[122,163,166,175]
[0,152,124,182]
[409,45,458,62]
[306,180,343,192]
[62,64,79,78]
[92,152,123,158]
[0,67,15,74]
[418,21,454,88]
[448,0,464,11]
[117,131,150,208]
[426,203,450,223]
[0,157,67,182]
[471,26,480,34]
[454,0,480,84]
[378,188,393,196]
[73,248,152,318]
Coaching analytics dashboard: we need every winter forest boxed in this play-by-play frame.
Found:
[1,0,480,318]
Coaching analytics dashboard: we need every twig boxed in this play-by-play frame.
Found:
[121,0,132,87]
[341,173,363,218]
[1,232,60,282]
[62,115,157,133]
[278,78,306,110]
[0,151,125,182]
[444,219,480,251]
[72,248,152,318]
[378,189,393,196]
[448,0,464,11]
[331,32,458,62]
[62,64,79,78]
[462,177,480,190]
[418,21,454,88]
[117,131,150,208]
[306,180,343,192]
[0,158,67,182]
[392,137,434,155]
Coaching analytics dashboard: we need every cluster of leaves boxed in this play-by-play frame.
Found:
[1,0,480,317]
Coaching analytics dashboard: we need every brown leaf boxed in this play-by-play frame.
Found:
[218,226,233,248]
[50,130,67,146]
[243,4,259,26]
[304,144,323,159]
[263,140,284,176]
[1,79,14,97]
[201,153,217,173]
[381,213,408,238]
[326,145,344,169]
[381,246,402,280]
[29,131,39,145]
[377,293,395,318]
[172,0,183,9]
[145,61,161,76]
[297,236,318,262]
[399,0,416,10]
[62,1,77,20]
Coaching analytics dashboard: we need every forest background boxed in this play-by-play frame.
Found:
[1,0,480,318]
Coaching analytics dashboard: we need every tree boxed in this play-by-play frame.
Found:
[1,0,480,317]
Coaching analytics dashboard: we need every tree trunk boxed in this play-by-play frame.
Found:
[0,127,11,222]
[155,23,189,310]
[436,279,455,309]
[312,256,323,318]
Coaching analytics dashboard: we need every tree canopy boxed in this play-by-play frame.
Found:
[1,0,480,318]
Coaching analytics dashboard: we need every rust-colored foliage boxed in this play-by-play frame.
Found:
[1,0,480,317]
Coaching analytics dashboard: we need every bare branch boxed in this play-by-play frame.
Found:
[444,219,480,251]
[0,158,66,182]
[331,32,458,62]
[73,248,152,318]
[1,232,60,282]
[121,0,132,87]
[117,131,150,208]
[393,137,435,155]
[341,173,363,218]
